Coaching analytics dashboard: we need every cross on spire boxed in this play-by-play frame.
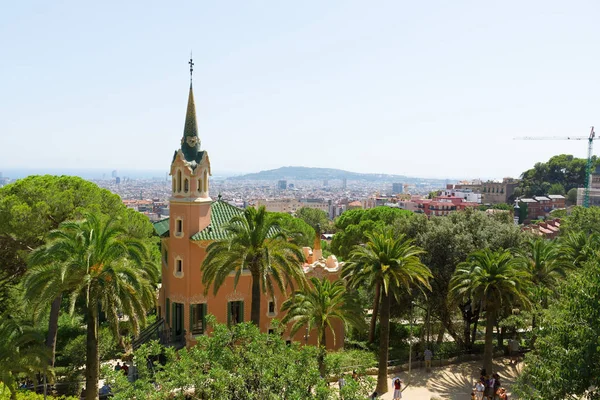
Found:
[189,53,194,83]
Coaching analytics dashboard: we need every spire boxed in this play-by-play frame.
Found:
[181,56,201,163]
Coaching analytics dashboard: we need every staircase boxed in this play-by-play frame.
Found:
[132,317,167,350]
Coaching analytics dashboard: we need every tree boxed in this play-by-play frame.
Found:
[295,207,331,232]
[270,212,315,248]
[23,213,158,400]
[0,176,157,368]
[396,208,525,349]
[566,187,578,205]
[104,318,372,400]
[281,277,366,376]
[560,206,600,235]
[343,230,431,394]
[514,260,600,400]
[202,206,306,327]
[559,231,600,268]
[547,183,565,195]
[0,316,51,400]
[331,207,413,259]
[519,154,596,197]
[449,249,531,374]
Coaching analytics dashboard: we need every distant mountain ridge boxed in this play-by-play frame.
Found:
[227,166,447,184]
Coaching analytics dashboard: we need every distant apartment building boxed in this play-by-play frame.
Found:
[415,195,479,217]
[518,195,566,223]
[440,188,482,203]
[392,183,404,194]
[254,198,329,214]
[277,180,288,190]
[453,178,519,205]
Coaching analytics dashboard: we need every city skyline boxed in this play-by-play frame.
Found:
[2,1,600,179]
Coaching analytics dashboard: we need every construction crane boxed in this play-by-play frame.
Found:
[515,127,596,207]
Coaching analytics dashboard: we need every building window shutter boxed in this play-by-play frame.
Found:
[166,299,170,324]
[227,302,231,326]
[171,302,176,339]
[202,303,207,333]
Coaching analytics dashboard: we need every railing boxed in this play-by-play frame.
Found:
[132,317,166,350]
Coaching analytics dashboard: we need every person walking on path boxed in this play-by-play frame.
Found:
[424,348,433,372]
[392,377,403,399]
[337,375,346,399]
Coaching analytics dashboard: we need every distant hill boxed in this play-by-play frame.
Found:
[227,166,447,184]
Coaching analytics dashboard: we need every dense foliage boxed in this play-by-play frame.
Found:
[105,318,374,399]
[514,259,600,399]
[331,207,413,259]
[519,154,598,197]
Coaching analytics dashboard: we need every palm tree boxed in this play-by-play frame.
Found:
[23,213,158,400]
[343,230,431,394]
[0,316,50,400]
[202,206,306,326]
[281,277,366,375]
[517,239,570,307]
[449,249,531,374]
[560,231,600,267]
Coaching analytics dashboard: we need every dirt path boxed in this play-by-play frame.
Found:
[377,357,522,399]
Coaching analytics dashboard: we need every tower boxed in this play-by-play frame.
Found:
[168,57,212,275]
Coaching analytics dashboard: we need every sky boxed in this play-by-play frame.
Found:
[1,1,600,179]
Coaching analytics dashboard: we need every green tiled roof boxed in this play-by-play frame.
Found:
[153,218,170,238]
[191,200,244,241]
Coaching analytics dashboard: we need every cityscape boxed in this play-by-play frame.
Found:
[2,2,600,400]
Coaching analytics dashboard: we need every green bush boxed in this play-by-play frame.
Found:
[0,383,77,400]
[325,349,376,375]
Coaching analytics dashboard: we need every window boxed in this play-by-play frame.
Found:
[190,304,207,335]
[197,179,203,193]
[184,178,189,193]
[268,300,276,315]
[177,170,182,192]
[176,259,182,273]
[268,329,275,335]
[172,178,176,193]
[227,301,244,326]
[176,219,183,235]
[203,170,208,192]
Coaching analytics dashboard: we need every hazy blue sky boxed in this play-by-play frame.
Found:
[1,1,599,179]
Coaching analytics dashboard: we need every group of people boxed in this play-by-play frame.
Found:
[472,369,508,400]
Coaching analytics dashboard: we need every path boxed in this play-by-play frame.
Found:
[379,357,522,399]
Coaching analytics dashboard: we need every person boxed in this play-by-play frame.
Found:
[99,383,110,396]
[485,375,495,400]
[509,337,520,364]
[471,392,477,400]
[114,362,121,372]
[497,387,508,400]
[352,370,358,381]
[337,375,346,399]
[79,388,86,400]
[492,373,501,399]
[392,377,403,399]
[370,391,378,399]
[424,348,433,372]
[121,363,129,377]
[475,379,485,400]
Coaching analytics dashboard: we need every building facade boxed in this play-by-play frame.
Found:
[154,82,343,349]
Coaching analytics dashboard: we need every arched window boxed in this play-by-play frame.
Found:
[177,170,182,193]
[203,170,208,192]
[197,179,203,193]
[172,177,176,193]
[184,178,189,193]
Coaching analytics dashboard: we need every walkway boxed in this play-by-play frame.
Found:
[379,357,521,399]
